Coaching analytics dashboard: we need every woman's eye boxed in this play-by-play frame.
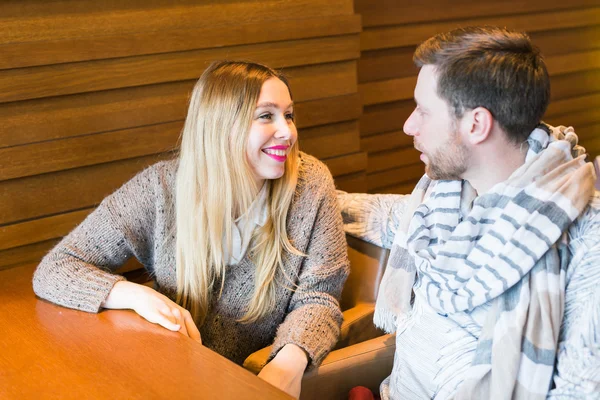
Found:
[285,113,295,121]
[259,113,272,120]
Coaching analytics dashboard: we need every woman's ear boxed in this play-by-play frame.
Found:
[462,106,493,145]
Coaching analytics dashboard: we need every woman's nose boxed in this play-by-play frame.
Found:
[275,118,292,140]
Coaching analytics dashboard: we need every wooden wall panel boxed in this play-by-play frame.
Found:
[0,61,358,148]
[0,36,360,103]
[0,0,362,270]
[3,0,599,271]
[0,155,170,226]
[0,0,354,43]
[356,0,600,194]
[0,15,361,69]
[356,0,600,28]
[0,240,60,271]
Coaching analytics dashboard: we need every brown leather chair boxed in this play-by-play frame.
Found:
[243,234,395,400]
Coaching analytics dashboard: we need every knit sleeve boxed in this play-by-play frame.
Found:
[32,162,163,313]
[549,239,600,397]
[269,165,350,369]
[337,190,410,249]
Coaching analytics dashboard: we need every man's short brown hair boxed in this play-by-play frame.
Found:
[414,26,550,145]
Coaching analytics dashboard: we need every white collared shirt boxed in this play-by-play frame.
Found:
[224,183,269,265]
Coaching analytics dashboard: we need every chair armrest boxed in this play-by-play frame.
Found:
[335,303,384,350]
[300,334,396,400]
[243,303,385,374]
[243,344,273,375]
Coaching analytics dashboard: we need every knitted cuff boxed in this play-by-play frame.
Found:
[35,261,126,313]
[269,304,342,370]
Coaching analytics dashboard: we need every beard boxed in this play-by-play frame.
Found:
[421,132,470,181]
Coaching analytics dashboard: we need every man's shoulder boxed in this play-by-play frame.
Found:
[565,191,600,289]
[570,191,600,241]
[583,190,600,217]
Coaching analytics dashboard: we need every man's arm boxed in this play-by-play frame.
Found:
[336,190,409,249]
[549,239,600,398]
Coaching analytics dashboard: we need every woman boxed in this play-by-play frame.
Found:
[33,61,349,398]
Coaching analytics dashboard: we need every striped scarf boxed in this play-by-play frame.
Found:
[374,125,596,399]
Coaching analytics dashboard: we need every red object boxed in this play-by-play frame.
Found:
[348,386,375,400]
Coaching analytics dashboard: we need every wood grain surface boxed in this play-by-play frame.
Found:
[0,264,293,400]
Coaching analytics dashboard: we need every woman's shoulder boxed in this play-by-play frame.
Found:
[128,158,178,189]
[143,158,178,179]
[292,152,337,207]
[150,158,178,186]
[105,158,178,205]
[298,151,334,185]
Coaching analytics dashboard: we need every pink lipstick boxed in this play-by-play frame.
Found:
[262,145,289,163]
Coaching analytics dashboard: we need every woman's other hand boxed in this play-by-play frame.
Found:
[258,343,308,399]
[101,281,202,344]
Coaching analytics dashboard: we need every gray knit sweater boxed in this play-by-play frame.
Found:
[33,152,349,368]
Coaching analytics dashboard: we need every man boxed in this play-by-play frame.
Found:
[339,26,599,399]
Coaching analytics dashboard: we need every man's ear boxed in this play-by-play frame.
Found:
[462,107,493,145]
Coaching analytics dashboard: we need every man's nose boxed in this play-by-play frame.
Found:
[403,109,418,137]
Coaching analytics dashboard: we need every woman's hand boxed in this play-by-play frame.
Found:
[101,281,201,343]
[258,344,308,399]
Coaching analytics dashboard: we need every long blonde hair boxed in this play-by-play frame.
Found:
[175,61,301,324]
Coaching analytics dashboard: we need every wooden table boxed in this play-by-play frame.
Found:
[0,264,293,400]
